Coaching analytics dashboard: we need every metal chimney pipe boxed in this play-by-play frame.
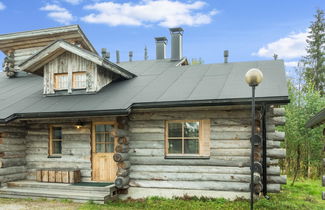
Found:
[224,50,229,63]
[169,27,184,61]
[144,46,148,60]
[155,37,167,60]
[116,50,120,63]
[107,51,110,61]
[129,51,133,62]
[101,48,107,58]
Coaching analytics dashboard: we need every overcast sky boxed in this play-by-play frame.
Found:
[0,0,324,77]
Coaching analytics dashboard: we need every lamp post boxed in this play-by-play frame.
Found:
[245,68,263,210]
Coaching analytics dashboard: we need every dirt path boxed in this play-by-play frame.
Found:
[0,198,82,210]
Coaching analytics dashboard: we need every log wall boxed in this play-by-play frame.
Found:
[0,124,27,184]
[123,106,286,199]
[25,123,92,182]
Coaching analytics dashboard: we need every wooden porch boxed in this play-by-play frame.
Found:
[0,180,118,204]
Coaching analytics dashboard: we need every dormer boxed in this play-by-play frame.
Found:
[19,40,135,95]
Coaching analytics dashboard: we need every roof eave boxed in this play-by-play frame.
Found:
[0,96,289,124]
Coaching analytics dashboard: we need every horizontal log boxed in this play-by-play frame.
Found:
[123,187,250,200]
[273,108,285,117]
[267,184,280,193]
[118,137,129,145]
[130,156,250,167]
[25,155,90,162]
[130,148,163,156]
[0,151,26,159]
[130,180,249,191]
[130,165,281,176]
[130,128,164,134]
[211,140,280,149]
[115,176,130,188]
[267,131,285,141]
[129,120,164,128]
[0,166,26,176]
[113,153,129,162]
[0,158,26,168]
[267,149,286,159]
[112,129,129,137]
[272,117,286,126]
[0,137,25,145]
[130,171,264,183]
[115,144,130,153]
[0,126,26,133]
[129,110,252,121]
[129,141,163,149]
[0,144,26,152]
[267,175,287,184]
[117,161,131,169]
[117,168,130,177]
[0,172,26,183]
[129,133,163,141]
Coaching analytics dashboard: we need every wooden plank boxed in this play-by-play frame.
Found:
[55,171,62,183]
[36,170,42,182]
[48,170,56,182]
[41,170,49,182]
[62,171,69,183]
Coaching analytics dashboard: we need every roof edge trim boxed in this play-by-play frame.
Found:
[0,96,289,124]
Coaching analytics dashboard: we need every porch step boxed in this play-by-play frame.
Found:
[0,180,118,204]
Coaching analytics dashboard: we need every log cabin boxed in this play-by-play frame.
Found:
[0,25,289,203]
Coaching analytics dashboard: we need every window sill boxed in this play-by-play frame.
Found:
[47,155,62,158]
[165,155,210,159]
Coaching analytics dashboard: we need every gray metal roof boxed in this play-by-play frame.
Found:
[0,59,289,122]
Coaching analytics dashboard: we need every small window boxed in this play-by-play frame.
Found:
[165,120,210,157]
[72,72,86,89]
[49,126,62,156]
[54,73,68,90]
[93,123,115,153]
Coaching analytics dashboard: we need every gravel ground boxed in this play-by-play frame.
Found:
[0,198,82,210]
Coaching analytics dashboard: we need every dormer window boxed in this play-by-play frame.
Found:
[72,72,86,89]
[54,73,68,90]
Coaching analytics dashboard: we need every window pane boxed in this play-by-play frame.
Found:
[106,144,114,153]
[52,127,62,139]
[168,139,182,154]
[184,139,199,154]
[95,124,113,132]
[96,144,105,153]
[184,122,199,137]
[73,73,86,89]
[53,141,62,154]
[168,123,182,137]
[55,74,68,89]
[105,135,114,143]
[96,133,105,143]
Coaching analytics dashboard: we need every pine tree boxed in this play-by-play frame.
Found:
[302,9,325,95]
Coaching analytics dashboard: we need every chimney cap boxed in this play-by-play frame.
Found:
[169,27,184,33]
[155,37,168,42]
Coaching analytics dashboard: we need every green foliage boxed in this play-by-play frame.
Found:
[301,9,325,95]
[282,80,325,179]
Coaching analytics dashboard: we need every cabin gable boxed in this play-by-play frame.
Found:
[43,51,109,95]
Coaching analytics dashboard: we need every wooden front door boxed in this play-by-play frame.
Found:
[92,122,117,182]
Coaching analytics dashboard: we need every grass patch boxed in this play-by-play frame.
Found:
[0,179,323,209]
[79,179,325,210]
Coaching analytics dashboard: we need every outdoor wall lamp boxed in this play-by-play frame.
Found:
[75,120,84,129]
[245,68,263,210]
